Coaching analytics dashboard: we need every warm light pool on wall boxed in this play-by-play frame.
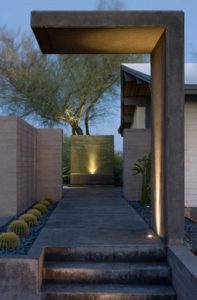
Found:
[88,153,97,174]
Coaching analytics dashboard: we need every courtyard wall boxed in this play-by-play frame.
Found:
[0,116,62,219]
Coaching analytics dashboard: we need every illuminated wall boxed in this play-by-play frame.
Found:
[70,135,114,185]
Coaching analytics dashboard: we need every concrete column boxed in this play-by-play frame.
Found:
[151,19,184,244]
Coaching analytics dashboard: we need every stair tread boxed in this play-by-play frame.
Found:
[44,245,167,262]
[44,261,169,271]
[41,283,175,295]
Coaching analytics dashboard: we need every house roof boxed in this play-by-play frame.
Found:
[122,63,197,92]
[120,63,197,135]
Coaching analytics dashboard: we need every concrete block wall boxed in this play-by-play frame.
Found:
[36,129,63,201]
[123,128,151,200]
[16,118,37,214]
[0,117,18,218]
[0,117,62,219]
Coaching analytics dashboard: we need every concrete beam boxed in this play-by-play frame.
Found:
[31,11,173,54]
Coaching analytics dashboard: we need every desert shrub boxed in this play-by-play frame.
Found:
[8,220,29,236]
[0,232,20,250]
[132,153,151,206]
[19,213,38,227]
[33,203,48,214]
[28,209,42,220]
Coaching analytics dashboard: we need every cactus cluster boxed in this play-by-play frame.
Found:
[28,209,42,220]
[19,213,38,227]
[44,197,53,204]
[33,203,48,214]
[40,200,51,208]
[0,232,20,250]
[8,220,29,236]
[0,195,54,251]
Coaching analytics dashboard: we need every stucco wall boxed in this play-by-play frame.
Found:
[0,117,62,219]
[185,102,197,208]
[123,128,151,200]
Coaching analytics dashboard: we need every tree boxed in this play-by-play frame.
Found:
[0,27,145,135]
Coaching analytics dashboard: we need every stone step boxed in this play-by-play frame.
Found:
[43,261,171,285]
[44,245,167,263]
[41,283,176,300]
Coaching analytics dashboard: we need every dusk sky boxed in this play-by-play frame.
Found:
[0,0,196,150]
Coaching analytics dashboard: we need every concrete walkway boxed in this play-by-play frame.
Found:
[30,187,163,255]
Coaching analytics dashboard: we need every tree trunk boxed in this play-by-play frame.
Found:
[72,124,84,135]
[85,115,90,135]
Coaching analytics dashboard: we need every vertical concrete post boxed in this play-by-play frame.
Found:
[151,15,184,244]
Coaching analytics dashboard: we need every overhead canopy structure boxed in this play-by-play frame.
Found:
[31,11,184,245]
[31,11,168,54]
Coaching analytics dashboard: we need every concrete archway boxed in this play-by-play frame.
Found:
[31,11,184,244]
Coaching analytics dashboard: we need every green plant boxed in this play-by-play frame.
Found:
[7,220,29,236]
[44,197,53,204]
[40,200,51,208]
[0,232,20,250]
[132,153,151,206]
[63,166,70,184]
[114,151,123,186]
[33,203,48,214]
[27,209,42,220]
[63,135,71,184]
[19,213,38,227]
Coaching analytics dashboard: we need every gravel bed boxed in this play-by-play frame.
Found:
[129,200,197,250]
[0,203,57,255]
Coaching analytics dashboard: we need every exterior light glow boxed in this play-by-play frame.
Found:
[88,153,97,174]
[147,234,154,239]
[154,145,162,238]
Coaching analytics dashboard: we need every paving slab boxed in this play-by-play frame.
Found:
[30,187,163,255]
